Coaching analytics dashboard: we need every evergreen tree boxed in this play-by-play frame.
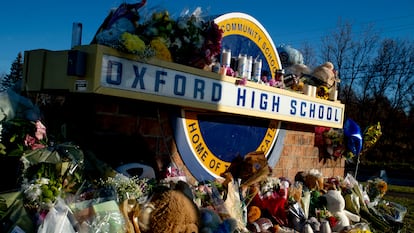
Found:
[1,52,23,91]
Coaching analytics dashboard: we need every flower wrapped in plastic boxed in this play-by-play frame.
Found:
[1,118,47,156]
[132,7,223,69]
[20,143,84,214]
[99,173,153,204]
[365,177,387,205]
[315,126,346,160]
[361,122,382,156]
[150,37,173,62]
[120,32,147,55]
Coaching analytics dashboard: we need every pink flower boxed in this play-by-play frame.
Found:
[34,121,47,141]
[24,134,36,147]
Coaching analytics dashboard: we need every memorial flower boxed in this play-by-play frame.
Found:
[100,173,153,203]
[150,37,173,62]
[0,118,48,156]
[120,32,147,55]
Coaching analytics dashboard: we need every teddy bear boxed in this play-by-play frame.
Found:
[246,205,278,233]
[310,62,337,89]
[306,61,340,99]
[136,188,200,233]
[322,189,361,232]
[294,169,325,219]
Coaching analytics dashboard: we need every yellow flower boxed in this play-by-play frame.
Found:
[121,32,146,54]
[316,86,329,99]
[150,38,172,62]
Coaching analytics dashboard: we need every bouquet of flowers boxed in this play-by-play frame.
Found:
[20,143,84,213]
[0,118,47,156]
[99,173,153,203]
[365,177,388,204]
[315,126,346,160]
[93,2,223,70]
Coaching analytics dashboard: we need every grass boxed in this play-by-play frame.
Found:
[381,184,414,233]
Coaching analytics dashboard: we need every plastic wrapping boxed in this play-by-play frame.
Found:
[37,198,76,233]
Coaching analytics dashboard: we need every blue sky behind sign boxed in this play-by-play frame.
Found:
[1,0,413,74]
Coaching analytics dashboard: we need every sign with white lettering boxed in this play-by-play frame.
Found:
[99,54,344,128]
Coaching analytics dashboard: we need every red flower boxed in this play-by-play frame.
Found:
[328,216,338,228]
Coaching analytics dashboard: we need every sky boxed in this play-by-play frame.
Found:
[1,0,414,74]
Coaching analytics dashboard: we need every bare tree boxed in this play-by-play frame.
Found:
[300,41,318,68]
[318,19,414,166]
[320,20,380,106]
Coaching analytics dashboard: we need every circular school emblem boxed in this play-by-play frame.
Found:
[172,13,284,181]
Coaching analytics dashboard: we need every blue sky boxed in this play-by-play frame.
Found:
[1,0,413,74]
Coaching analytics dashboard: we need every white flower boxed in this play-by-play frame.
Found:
[260,177,281,194]
[37,177,50,185]
[22,183,42,203]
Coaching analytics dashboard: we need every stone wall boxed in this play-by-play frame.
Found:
[36,92,345,183]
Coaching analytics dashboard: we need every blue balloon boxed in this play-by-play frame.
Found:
[344,119,362,156]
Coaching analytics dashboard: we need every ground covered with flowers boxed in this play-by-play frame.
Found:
[0,90,406,232]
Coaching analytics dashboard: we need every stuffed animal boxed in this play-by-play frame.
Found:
[199,208,238,233]
[136,188,200,233]
[247,217,274,233]
[306,61,340,99]
[247,205,262,224]
[310,62,338,89]
[246,204,278,233]
[250,179,290,227]
[323,189,361,232]
[282,59,311,92]
[295,170,325,219]
[277,44,304,68]
[303,169,324,191]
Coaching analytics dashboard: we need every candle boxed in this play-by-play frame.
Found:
[252,58,262,82]
[221,49,231,68]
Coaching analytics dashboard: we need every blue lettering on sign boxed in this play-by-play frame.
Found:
[289,100,340,122]
[106,60,122,85]
[237,88,246,106]
[300,102,307,116]
[235,89,279,112]
[260,93,267,110]
[174,75,186,96]
[272,96,280,112]
[290,100,297,115]
[194,79,205,99]
[212,83,222,102]
[309,103,316,118]
[132,65,146,89]
[251,91,255,108]
[318,106,324,119]
[154,70,167,92]
[327,107,332,120]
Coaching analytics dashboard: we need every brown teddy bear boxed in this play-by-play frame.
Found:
[310,62,337,89]
[136,188,200,233]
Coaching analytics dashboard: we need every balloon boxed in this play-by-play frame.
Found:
[343,119,362,156]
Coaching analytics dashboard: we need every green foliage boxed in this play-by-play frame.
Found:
[1,52,23,91]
